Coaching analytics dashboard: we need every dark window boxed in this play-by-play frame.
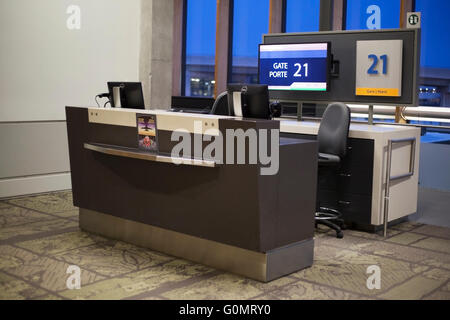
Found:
[184,0,216,96]
[346,0,400,30]
[230,0,270,84]
[416,0,450,108]
[285,0,320,32]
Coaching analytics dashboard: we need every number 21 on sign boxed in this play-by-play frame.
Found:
[367,54,387,75]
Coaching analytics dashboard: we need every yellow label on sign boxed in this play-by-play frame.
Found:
[356,88,400,97]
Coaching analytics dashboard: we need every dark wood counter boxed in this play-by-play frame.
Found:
[66,106,318,281]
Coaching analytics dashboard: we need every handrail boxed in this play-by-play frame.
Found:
[383,137,416,237]
[280,114,450,130]
[348,105,450,119]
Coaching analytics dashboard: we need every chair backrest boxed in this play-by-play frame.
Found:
[317,102,351,158]
[210,92,229,115]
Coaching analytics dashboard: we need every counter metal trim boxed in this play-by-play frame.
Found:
[84,143,217,168]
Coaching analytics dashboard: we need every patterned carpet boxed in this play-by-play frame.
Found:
[0,190,449,300]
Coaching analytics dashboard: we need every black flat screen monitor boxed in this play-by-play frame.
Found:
[171,96,215,110]
[227,84,270,119]
[107,82,145,109]
[258,42,331,92]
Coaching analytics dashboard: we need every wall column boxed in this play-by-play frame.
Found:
[319,0,333,31]
[269,0,285,34]
[400,0,414,28]
[140,0,174,110]
[214,0,232,97]
[172,0,185,96]
[332,0,346,30]
[395,0,415,122]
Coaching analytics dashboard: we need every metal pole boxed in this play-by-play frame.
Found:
[297,102,303,121]
[368,105,374,125]
[410,138,416,175]
[383,140,393,237]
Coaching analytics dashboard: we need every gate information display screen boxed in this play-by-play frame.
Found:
[258,43,330,91]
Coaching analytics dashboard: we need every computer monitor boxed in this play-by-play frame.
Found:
[171,96,215,110]
[171,96,214,114]
[107,82,145,109]
[227,84,270,119]
[258,42,331,92]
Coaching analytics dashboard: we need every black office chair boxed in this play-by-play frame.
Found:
[210,91,229,115]
[315,102,351,239]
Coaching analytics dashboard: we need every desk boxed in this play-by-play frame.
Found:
[66,107,318,282]
[279,119,421,231]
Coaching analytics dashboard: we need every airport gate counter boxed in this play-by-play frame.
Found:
[279,119,421,231]
[65,106,318,282]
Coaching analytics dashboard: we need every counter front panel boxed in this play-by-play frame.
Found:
[66,106,318,253]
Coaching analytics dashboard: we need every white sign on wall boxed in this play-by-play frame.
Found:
[355,39,403,97]
[407,12,421,29]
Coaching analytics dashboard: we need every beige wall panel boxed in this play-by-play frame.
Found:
[0,122,70,179]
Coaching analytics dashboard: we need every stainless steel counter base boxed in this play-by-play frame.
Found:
[79,208,314,282]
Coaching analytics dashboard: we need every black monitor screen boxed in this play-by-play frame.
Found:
[107,82,145,109]
[258,42,330,92]
[227,84,270,120]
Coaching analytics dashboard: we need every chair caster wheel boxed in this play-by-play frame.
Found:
[336,231,344,239]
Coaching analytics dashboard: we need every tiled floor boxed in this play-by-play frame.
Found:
[0,190,449,300]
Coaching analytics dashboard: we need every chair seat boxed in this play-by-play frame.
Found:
[318,153,341,165]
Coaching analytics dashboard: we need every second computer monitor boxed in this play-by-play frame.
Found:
[227,84,270,119]
[107,82,145,109]
[258,42,331,92]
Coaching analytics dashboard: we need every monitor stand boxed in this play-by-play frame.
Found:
[297,102,303,121]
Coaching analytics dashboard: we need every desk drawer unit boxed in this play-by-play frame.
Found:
[281,132,375,225]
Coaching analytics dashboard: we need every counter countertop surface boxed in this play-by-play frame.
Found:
[277,119,420,138]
